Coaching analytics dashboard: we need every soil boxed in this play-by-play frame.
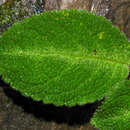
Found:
[0,76,105,130]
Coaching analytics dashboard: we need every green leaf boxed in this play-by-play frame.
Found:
[90,80,130,130]
[0,9,130,106]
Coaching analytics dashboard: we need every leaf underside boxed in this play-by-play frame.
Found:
[0,9,130,106]
[90,80,130,130]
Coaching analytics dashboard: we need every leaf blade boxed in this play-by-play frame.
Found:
[0,9,129,106]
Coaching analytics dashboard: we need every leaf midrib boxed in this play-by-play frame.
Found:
[0,50,128,65]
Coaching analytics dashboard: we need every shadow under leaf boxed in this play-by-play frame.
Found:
[0,76,105,126]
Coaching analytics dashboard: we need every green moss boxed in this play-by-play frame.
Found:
[0,1,31,34]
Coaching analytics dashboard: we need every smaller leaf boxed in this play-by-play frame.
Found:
[90,80,130,130]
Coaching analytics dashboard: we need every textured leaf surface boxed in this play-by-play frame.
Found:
[90,80,130,130]
[0,9,130,106]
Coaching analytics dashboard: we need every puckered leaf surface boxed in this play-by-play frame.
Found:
[0,9,130,106]
[90,80,130,130]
